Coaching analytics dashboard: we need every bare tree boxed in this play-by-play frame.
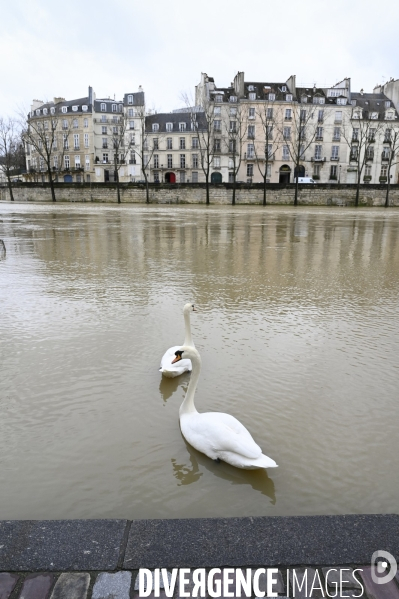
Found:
[131,105,160,203]
[21,109,71,202]
[382,124,399,207]
[183,92,219,205]
[224,101,248,205]
[0,117,24,201]
[253,99,280,205]
[275,102,322,205]
[341,107,385,207]
[107,112,131,203]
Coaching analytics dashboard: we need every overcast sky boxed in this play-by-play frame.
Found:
[1,0,398,119]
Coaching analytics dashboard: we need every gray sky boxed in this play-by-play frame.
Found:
[1,0,398,119]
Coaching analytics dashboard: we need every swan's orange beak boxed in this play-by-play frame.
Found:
[172,354,182,364]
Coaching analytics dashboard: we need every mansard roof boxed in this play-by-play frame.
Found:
[145,111,206,132]
[351,92,398,120]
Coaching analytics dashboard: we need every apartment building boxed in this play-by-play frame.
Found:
[25,87,145,183]
[144,111,206,183]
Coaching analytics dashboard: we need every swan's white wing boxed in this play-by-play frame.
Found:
[160,346,192,375]
[187,412,262,460]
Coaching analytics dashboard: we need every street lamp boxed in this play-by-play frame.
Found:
[338,164,342,185]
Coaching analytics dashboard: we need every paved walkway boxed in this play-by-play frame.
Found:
[1,515,398,599]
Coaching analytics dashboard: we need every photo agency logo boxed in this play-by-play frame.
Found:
[138,554,397,598]
[371,550,397,585]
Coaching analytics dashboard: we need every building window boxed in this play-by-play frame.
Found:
[316,126,323,139]
[83,118,88,128]
[313,164,320,177]
[337,98,347,105]
[64,155,70,169]
[61,107,67,113]
[314,145,322,160]
[283,127,291,140]
[102,138,108,149]
[335,111,342,123]
[282,145,290,160]
[382,147,390,159]
[82,105,88,112]
[100,115,106,123]
[75,155,81,168]
[112,104,117,112]
[365,165,372,177]
[62,119,68,130]
[266,164,271,177]
[85,156,90,170]
[214,138,221,152]
[192,154,198,168]
[128,95,133,105]
[180,137,186,150]
[164,137,172,150]
[214,120,221,132]
[180,154,186,168]
[54,155,58,169]
[213,156,221,168]
[370,112,378,120]
[63,134,69,149]
[249,93,256,100]
[192,137,198,149]
[229,139,236,153]
[153,154,159,168]
[381,165,388,177]
[167,154,173,168]
[101,103,106,112]
[249,107,255,119]
[301,96,308,103]
[179,123,186,132]
[228,172,234,183]
[229,96,237,103]
[285,109,292,120]
[269,93,275,101]
[330,165,338,179]
[247,144,254,158]
[73,134,79,149]
[247,164,253,177]
[153,138,159,150]
[248,125,255,139]
[192,171,198,183]
[266,107,273,119]
[267,143,273,157]
[50,107,55,115]
[331,146,339,159]
[286,94,293,101]
[215,95,223,102]
[180,171,186,183]
[130,133,135,145]
[313,96,325,104]
[103,153,109,163]
[166,123,173,132]
[333,127,341,140]
[72,106,78,112]
[127,109,133,117]
[102,126,107,134]
[151,123,159,132]
[129,120,135,130]
[214,106,221,115]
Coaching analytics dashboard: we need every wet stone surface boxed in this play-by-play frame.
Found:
[92,572,132,599]
[0,574,19,599]
[49,573,90,599]
[20,574,54,599]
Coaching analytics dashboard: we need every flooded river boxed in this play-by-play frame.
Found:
[0,203,398,519]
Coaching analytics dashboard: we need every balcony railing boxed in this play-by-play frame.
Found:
[365,153,374,162]
[381,152,390,161]
[311,156,326,162]
[349,154,358,162]
[330,156,339,161]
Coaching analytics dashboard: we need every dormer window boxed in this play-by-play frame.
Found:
[82,105,88,112]
[229,96,237,103]
[281,86,287,92]
[249,92,256,100]
[351,100,356,106]
[50,107,55,114]
[101,103,106,112]
[166,122,173,132]
[128,95,133,105]
[72,106,78,112]
[386,111,394,120]
[118,104,123,112]
[36,109,41,115]
[301,96,308,103]
[43,108,48,115]
[370,112,378,120]
[248,85,254,91]
[286,94,293,102]
[268,93,275,101]
[112,104,117,112]
[385,101,391,108]
[215,94,223,102]
[152,123,159,132]
[337,98,347,105]
[313,96,325,104]
[61,106,67,113]
[179,122,186,131]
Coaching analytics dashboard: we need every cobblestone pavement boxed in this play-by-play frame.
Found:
[2,567,399,599]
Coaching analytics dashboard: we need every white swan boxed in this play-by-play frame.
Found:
[159,304,197,378]
[172,346,278,470]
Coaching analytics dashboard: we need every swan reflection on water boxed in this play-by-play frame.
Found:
[158,372,190,403]
[171,441,276,504]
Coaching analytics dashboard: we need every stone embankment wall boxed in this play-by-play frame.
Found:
[1,182,399,206]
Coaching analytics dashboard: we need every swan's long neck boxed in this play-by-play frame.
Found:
[180,353,201,416]
[183,309,194,347]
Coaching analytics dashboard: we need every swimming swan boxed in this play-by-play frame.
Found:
[172,346,278,470]
[159,304,197,378]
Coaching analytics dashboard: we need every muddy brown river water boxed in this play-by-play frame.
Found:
[0,203,398,519]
